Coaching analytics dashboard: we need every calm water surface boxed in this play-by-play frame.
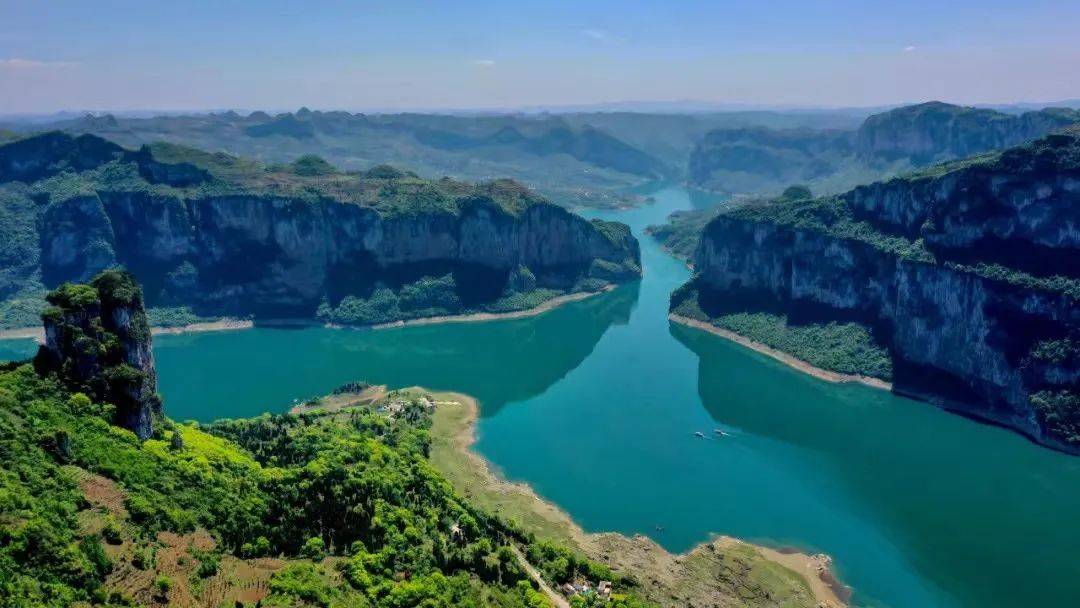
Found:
[4,186,1079,607]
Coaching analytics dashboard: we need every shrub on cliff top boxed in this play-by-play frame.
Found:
[45,283,100,311]
[1031,390,1080,446]
[290,154,338,176]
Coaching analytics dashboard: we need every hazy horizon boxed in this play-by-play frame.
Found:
[5,96,1080,121]
[2,0,1078,115]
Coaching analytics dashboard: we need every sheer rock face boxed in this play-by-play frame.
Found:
[39,190,640,316]
[36,270,159,439]
[681,131,1080,452]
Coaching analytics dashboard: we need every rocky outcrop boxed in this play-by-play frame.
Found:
[4,132,641,322]
[676,130,1080,452]
[35,189,640,317]
[35,269,160,439]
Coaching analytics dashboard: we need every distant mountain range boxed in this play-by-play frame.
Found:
[689,101,1080,196]
[4,100,1076,208]
[4,98,1077,119]
[2,110,679,208]
[0,107,879,207]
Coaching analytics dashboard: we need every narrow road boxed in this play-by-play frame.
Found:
[511,546,571,608]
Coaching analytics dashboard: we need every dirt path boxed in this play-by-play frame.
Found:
[511,546,571,608]
[670,314,892,391]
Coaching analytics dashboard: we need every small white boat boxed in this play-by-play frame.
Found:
[694,431,705,438]
[713,428,729,437]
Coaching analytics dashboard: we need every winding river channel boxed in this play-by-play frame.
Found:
[4,186,1080,607]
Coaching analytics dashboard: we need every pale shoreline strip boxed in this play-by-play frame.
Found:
[0,287,615,343]
[365,286,614,330]
[670,313,892,391]
[0,319,256,343]
[431,390,848,607]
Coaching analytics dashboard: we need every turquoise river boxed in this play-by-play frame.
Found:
[3,186,1079,607]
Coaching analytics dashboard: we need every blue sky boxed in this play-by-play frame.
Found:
[1,0,1078,113]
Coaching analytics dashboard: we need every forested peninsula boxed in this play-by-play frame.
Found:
[1,270,837,607]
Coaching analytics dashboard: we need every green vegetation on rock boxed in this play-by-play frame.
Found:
[144,306,220,328]
[647,186,814,261]
[671,282,892,380]
[34,269,161,439]
[1030,390,1080,446]
[646,208,716,261]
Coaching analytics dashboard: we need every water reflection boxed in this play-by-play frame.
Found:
[671,320,1080,608]
[156,281,638,421]
[0,338,36,363]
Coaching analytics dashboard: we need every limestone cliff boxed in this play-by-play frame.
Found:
[0,133,641,325]
[674,130,1080,452]
[35,269,160,439]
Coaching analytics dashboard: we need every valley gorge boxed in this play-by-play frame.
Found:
[6,3,1080,607]
[2,100,1080,608]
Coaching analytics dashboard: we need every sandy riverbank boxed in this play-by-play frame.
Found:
[0,327,46,341]
[365,286,616,330]
[670,314,892,391]
[0,287,614,343]
[0,318,255,343]
[256,290,613,333]
[428,390,848,608]
[151,319,254,335]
